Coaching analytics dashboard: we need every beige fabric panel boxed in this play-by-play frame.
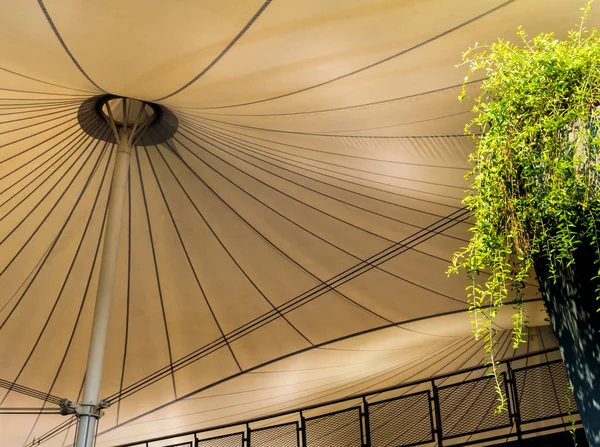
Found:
[94,307,551,446]
[0,1,597,446]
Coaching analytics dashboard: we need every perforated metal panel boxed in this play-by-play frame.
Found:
[514,361,577,423]
[304,407,362,447]
[114,357,581,447]
[437,374,511,439]
[369,391,433,447]
[250,422,299,447]
[197,433,243,447]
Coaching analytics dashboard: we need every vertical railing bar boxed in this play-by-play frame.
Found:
[296,419,301,447]
[428,389,436,443]
[362,396,371,447]
[300,411,308,447]
[507,361,523,442]
[431,380,444,447]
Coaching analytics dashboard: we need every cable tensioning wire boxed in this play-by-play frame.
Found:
[176,111,471,139]
[175,121,451,248]
[0,97,86,103]
[110,335,552,447]
[0,107,86,137]
[155,0,273,101]
[113,338,476,446]
[178,114,468,201]
[0,101,84,113]
[134,146,178,398]
[0,110,92,153]
[23,417,77,447]
[178,79,484,116]
[319,110,473,134]
[110,337,462,443]
[0,116,101,237]
[167,110,470,170]
[185,0,513,110]
[0,408,62,415]
[0,87,92,97]
[105,206,469,405]
[0,124,109,331]
[105,309,523,445]
[149,130,361,344]
[0,118,104,317]
[22,137,113,444]
[0,379,62,406]
[158,124,465,305]
[178,117,467,200]
[0,140,111,411]
[0,66,98,94]
[144,135,319,347]
[37,0,105,92]
[176,119,470,242]
[106,206,470,407]
[137,144,244,371]
[174,125,478,269]
[131,347,440,425]
[2,133,111,406]
[0,116,104,209]
[0,106,98,167]
[158,125,429,333]
[187,345,443,400]
[0,103,81,123]
[182,117,466,210]
[0,103,83,117]
[126,338,462,430]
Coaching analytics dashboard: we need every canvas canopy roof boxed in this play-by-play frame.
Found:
[0,1,596,445]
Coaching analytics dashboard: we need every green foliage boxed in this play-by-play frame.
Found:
[449,0,600,409]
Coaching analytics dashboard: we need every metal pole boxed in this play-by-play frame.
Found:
[300,411,307,447]
[75,127,131,447]
[362,396,371,447]
[506,362,523,442]
[431,381,444,447]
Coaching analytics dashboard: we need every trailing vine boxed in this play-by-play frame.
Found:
[449,0,600,410]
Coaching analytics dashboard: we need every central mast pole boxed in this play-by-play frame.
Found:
[75,120,131,447]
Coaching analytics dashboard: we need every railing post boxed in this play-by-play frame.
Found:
[431,380,444,447]
[245,423,251,447]
[506,362,523,442]
[362,397,371,447]
[300,411,308,447]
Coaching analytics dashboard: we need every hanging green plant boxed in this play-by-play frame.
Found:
[449,0,600,416]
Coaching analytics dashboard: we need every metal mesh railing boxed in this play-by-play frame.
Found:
[437,374,511,439]
[117,351,581,447]
[514,361,575,423]
[250,422,298,447]
[197,433,243,447]
[369,391,433,447]
[304,407,362,447]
